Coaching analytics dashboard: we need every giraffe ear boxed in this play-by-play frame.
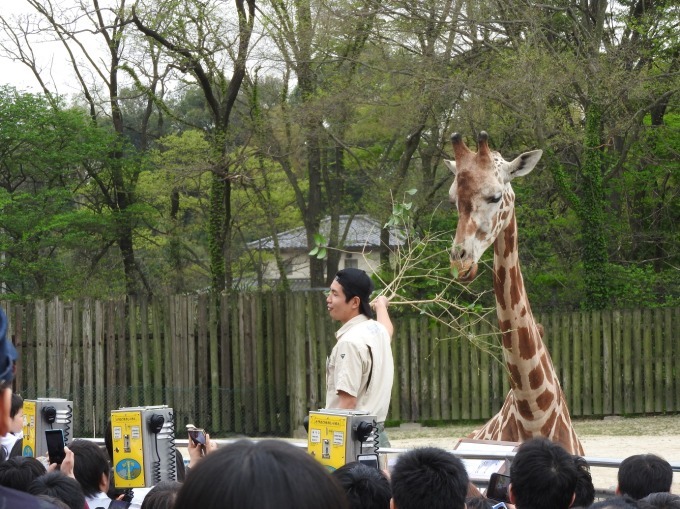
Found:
[504,149,542,182]
[443,159,457,175]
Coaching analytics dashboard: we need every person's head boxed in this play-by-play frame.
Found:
[68,439,111,497]
[33,494,71,509]
[0,307,17,437]
[508,438,578,509]
[465,496,494,509]
[141,480,183,509]
[28,471,87,509]
[390,447,469,509]
[332,461,391,509]
[9,392,24,433]
[328,268,374,323]
[617,454,673,500]
[573,455,595,508]
[590,496,642,509]
[641,492,680,509]
[0,456,46,491]
[174,439,348,509]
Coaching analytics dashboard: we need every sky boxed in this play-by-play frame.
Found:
[0,1,88,95]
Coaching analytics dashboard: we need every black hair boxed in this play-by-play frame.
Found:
[573,455,595,508]
[618,454,673,500]
[10,393,23,419]
[591,495,642,509]
[28,471,87,509]
[68,439,111,497]
[33,494,71,509]
[0,456,46,491]
[466,496,494,509]
[509,438,578,509]
[332,461,391,509]
[141,480,183,509]
[390,447,469,509]
[641,492,680,509]
[174,439,349,509]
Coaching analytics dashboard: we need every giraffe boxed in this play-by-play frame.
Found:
[443,131,584,455]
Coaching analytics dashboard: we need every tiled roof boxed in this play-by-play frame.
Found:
[247,215,405,250]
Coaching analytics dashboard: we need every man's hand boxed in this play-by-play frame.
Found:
[371,295,389,310]
[371,295,394,338]
[188,432,217,468]
[47,446,75,478]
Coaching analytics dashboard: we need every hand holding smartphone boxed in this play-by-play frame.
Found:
[45,429,66,465]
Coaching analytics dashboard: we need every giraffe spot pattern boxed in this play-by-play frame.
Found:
[509,265,523,308]
[508,362,522,390]
[541,408,558,436]
[517,327,536,360]
[517,398,534,420]
[528,364,544,390]
[503,216,516,258]
[502,414,519,441]
[502,330,513,349]
[455,173,474,216]
[536,387,555,411]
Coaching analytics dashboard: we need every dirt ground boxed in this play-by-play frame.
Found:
[385,415,680,493]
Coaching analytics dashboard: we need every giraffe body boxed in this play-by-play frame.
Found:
[444,132,584,455]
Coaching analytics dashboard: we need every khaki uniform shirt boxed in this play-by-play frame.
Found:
[325,314,394,422]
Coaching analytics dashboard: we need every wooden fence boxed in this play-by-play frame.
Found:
[4,294,679,437]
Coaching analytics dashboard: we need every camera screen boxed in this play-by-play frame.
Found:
[357,454,379,469]
[189,429,206,445]
[45,430,66,464]
[487,473,511,502]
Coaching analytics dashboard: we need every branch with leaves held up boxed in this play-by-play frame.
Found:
[310,190,503,362]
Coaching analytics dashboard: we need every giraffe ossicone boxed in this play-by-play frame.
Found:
[445,131,584,455]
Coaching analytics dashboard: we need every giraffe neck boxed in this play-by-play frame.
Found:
[492,211,557,411]
[492,211,534,330]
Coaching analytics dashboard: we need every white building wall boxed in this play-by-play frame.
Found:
[261,250,383,281]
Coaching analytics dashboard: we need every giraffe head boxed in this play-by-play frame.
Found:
[443,132,543,281]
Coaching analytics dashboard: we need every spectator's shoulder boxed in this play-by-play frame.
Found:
[0,485,60,508]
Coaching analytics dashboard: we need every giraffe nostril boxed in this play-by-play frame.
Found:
[450,249,466,261]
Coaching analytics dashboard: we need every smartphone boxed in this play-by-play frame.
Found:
[45,429,66,465]
[108,500,132,509]
[357,454,379,469]
[188,428,206,446]
[486,472,511,503]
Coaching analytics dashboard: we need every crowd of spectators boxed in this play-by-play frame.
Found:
[0,418,676,509]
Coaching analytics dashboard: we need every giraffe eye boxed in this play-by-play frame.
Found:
[487,193,502,204]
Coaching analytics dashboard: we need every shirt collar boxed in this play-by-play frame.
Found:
[336,314,369,339]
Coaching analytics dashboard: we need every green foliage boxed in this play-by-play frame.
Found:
[580,103,611,310]
[309,233,328,260]
[385,189,417,228]
[0,87,127,298]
